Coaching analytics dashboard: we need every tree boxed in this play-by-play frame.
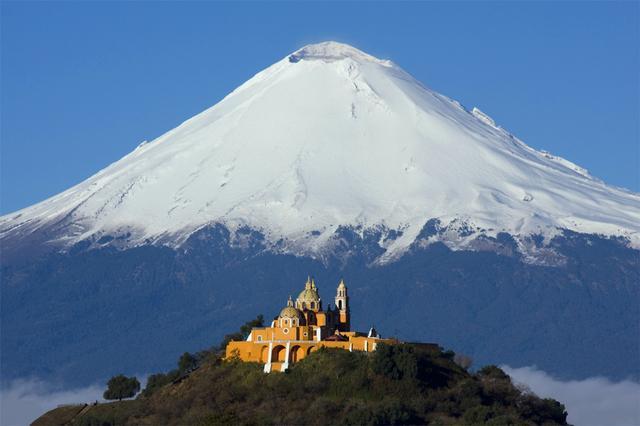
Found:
[178,352,198,374]
[142,373,171,397]
[219,315,264,350]
[478,365,510,380]
[370,344,418,381]
[370,343,401,379]
[240,314,264,337]
[103,374,140,401]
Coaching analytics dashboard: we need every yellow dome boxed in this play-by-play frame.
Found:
[296,277,321,307]
[297,288,321,303]
[279,306,303,319]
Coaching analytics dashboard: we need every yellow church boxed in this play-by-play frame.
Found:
[226,277,398,372]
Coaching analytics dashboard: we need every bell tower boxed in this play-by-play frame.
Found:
[334,279,350,331]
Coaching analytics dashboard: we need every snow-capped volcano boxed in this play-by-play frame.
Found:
[2,41,639,261]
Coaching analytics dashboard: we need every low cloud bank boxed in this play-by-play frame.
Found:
[503,366,640,426]
[0,379,104,426]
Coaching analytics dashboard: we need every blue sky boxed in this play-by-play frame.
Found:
[1,1,638,214]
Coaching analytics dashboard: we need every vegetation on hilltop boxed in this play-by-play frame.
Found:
[35,317,568,426]
[103,375,140,401]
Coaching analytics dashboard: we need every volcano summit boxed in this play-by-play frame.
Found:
[2,42,638,386]
[2,41,638,263]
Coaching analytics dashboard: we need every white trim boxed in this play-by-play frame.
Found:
[282,341,291,371]
[264,342,274,373]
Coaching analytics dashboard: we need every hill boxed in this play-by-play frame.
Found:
[33,336,568,425]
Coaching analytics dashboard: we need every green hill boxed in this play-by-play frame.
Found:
[33,337,568,426]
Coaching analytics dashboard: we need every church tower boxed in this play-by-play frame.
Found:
[335,279,350,331]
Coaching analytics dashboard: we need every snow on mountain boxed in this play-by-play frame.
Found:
[2,41,639,261]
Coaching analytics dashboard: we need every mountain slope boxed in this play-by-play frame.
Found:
[2,226,638,386]
[2,42,638,263]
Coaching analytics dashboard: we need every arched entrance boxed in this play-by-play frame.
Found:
[272,345,286,362]
[260,346,269,362]
[290,345,305,363]
[307,346,317,356]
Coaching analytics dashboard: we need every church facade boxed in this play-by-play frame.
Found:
[225,277,398,372]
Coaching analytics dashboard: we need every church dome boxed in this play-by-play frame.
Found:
[279,305,303,319]
[296,276,321,309]
[297,288,320,304]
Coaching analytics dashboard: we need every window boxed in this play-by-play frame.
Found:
[283,328,289,334]
[310,302,315,309]
[257,335,263,341]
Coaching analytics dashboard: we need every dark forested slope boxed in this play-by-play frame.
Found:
[2,226,638,388]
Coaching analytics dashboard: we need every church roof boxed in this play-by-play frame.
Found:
[279,295,303,319]
[297,277,320,304]
[325,333,348,341]
[297,288,320,303]
[279,306,303,319]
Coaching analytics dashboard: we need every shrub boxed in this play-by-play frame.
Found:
[178,352,198,374]
[478,365,510,380]
[370,344,418,381]
[462,405,494,424]
[142,372,177,397]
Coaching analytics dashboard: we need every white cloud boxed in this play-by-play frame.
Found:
[0,379,104,426]
[1,376,149,426]
[503,366,640,426]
